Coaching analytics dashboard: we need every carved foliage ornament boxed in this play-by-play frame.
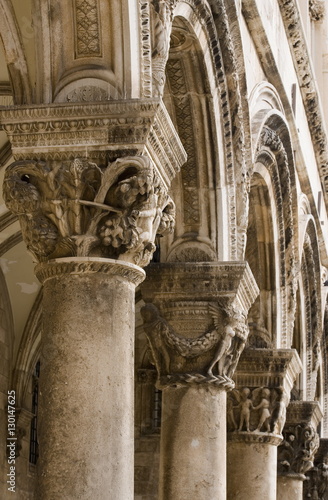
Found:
[3,157,175,267]
[141,302,248,389]
[228,386,288,437]
[278,424,320,475]
[309,0,325,22]
[304,456,328,500]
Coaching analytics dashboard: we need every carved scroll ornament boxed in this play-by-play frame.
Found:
[3,156,175,266]
[141,302,249,390]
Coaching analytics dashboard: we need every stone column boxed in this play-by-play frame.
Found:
[227,348,302,500]
[304,438,328,499]
[1,100,186,500]
[141,262,259,500]
[277,401,322,500]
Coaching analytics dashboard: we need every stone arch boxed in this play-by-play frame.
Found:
[245,170,277,348]
[0,0,32,104]
[299,218,322,401]
[159,0,250,262]
[250,109,298,347]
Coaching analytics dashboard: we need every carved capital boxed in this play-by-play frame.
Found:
[141,263,259,389]
[304,439,328,499]
[278,401,322,477]
[3,156,175,267]
[228,349,302,443]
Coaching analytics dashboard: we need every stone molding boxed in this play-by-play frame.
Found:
[309,0,325,22]
[277,401,322,477]
[277,0,328,203]
[141,262,259,389]
[3,156,176,266]
[228,349,302,443]
[35,257,146,286]
[0,99,186,188]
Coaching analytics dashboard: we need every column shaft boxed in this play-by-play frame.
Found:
[228,442,277,500]
[277,476,303,500]
[36,260,142,500]
[160,386,226,500]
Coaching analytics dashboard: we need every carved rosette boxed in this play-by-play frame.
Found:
[277,401,322,479]
[228,349,302,445]
[141,262,259,390]
[3,156,175,267]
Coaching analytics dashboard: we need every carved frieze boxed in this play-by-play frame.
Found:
[3,156,174,267]
[229,349,302,444]
[0,99,186,188]
[278,402,322,478]
[228,386,288,437]
[141,263,259,390]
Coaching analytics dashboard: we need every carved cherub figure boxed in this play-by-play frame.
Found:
[237,388,254,432]
[253,388,272,432]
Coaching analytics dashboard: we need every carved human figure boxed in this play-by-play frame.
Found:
[227,398,237,431]
[238,388,253,432]
[207,324,235,379]
[254,388,271,432]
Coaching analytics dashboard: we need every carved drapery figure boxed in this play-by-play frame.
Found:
[3,156,175,267]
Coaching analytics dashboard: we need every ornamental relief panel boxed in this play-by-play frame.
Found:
[228,386,288,438]
[74,0,102,58]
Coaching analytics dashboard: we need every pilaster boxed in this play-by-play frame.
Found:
[227,348,302,500]
[141,262,259,500]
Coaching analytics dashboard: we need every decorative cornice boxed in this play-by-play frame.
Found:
[142,262,259,312]
[35,257,146,286]
[285,400,323,429]
[0,99,186,188]
[277,0,328,204]
[233,348,302,394]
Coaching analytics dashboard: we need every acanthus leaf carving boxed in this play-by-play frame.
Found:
[3,156,175,267]
[278,423,320,475]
